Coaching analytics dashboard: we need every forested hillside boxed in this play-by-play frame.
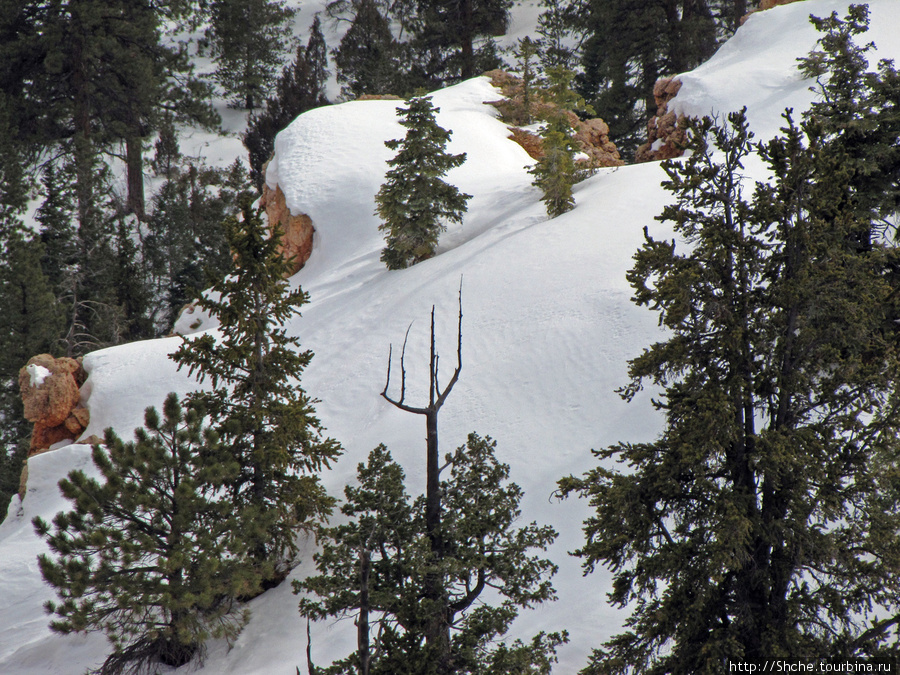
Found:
[1,0,899,673]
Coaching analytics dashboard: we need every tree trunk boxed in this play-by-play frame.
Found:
[359,548,371,675]
[424,409,451,672]
[125,135,145,220]
[460,0,474,80]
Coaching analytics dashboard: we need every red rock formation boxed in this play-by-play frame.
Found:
[18,354,89,456]
[635,76,689,163]
[260,177,315,276]
[485,70,623,167]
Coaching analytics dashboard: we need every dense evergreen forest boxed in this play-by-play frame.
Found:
[3,1,900,673]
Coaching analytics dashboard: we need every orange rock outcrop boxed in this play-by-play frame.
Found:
[635,77,689,163]
[485,69,624,168]
[259,177,315,276]
[18,354,89,456]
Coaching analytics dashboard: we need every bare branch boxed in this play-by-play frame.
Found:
[382,322,429,415]
[435,282,463,410]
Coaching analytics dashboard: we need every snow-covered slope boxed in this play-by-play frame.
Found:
[3,1,899,672]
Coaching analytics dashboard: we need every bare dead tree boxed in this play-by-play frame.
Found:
[380,284,462,673]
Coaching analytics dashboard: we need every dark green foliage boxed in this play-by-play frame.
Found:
[334,0,404,99]
[0,231,62,518]
[53,156,136,356]
[36,164,79,294]
[535,0,579,70]
[208,0,297,113]
[297,436,565,674]
[512,37,541,125]
[797,4,900,246]
[144,126,249,332]
[410,0,510,86]
[528,66,591,218]
[244,17,331,189]
[171,201,341,580]
[33,394,250,674]
[375,96,471,269]
[560,108,900,673]
[574,0,717,159]
[20,0,217,219]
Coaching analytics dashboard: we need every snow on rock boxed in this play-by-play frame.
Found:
[25,365,51,389]
[3,2,900,673]
[671,0,900,142]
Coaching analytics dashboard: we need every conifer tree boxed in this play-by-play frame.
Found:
[144,127,247,333]
[171,200,341,583]
[244,17,331,189]
[21,0,218,220]
[0,231,62,518]
[797,4,900,248]
[411,0,511,85]
[535,0,579,70]
[334,0,402,99]
[298,438,565,675]
[559,107,900,672]
[208,0,297,113]
[375,96,471,270]
[512,37,541,125]
[36,164,78,295]
[33,394,250,674]
[575,0,717,159]
[528,66,591,218]
[298,299,563,674]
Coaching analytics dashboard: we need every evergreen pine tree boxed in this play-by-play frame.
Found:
[55,155,130,357]
[24,0,218,220]
[575,0,717,159]
[559,107,900,673]
[298,437,564,674]
[334,0,403,99]
[171,200,341,584]
[535,0,579,70]
[512,37,541,125]
[375,96,471,270]
[208,0,297,113]
[33,394,250,674]
[144,127,247,333]
[244,17,331,189]
[0,232,63,518]
[528,66,591,218]
[797,4,900,248]
[36,163,78,295]
[411,0,511,86]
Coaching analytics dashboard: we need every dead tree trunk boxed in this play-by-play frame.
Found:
[381,286,463,674]
[358,547,371,675]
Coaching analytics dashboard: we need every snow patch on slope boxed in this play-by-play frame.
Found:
[4,2,900,672]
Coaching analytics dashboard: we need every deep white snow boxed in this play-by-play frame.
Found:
[3,1,899,672]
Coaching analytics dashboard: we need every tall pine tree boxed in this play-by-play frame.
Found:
[207,0,297,113]
[410,0,511,86]
[298,439,565,675]
[797,4,900,248]
[244,17,331,189]
[575,0,717,159]
[528,66,592,218]
[34,394,250,674]
[334,0,403,99]
[560,106,900,672]
[375,97,471,270]
[171,200,341,585]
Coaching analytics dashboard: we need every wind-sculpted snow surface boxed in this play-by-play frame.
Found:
[2,2,899,671]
